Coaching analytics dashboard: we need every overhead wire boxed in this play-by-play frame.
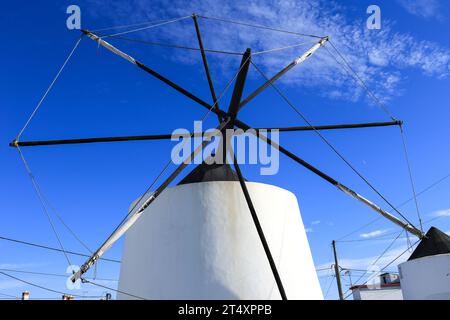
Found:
[82,278,146,300]
[341,230,404,298]
[343,237,421,300]
[0,271,100,299]
[0,268,117,282]
[0,235,120,263]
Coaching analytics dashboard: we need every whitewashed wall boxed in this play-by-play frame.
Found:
[399,253,450,300]
[118,181,323,300]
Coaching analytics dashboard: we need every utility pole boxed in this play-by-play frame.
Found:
[332,240,344,300]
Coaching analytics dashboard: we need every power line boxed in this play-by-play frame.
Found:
[82,279,146,300]
[341,230,404,298]
[0,268,117,282]
[0,271,100,299]
[343,237,421,300]
[0,235,120,263]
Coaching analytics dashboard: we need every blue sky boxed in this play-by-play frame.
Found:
[1,0,449,300]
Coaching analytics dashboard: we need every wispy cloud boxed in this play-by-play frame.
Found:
[360,229,389,239]
[431,208,450,217]
[85,0,450,103]
[311,220,321,225]
[397,0,442,19]
[305,228,313,233]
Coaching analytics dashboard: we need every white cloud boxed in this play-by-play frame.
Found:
[360,229,389,239]
[397,0,442,19]
[85,0,450,103]
[431,208,450,217]
[311,220,321,225]
[305,228,313,233]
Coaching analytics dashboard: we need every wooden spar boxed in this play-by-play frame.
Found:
[70,119,231,283]
[254,120,402,132]
[192,14,221,122]
[9,132,213,147]
[227,48,251,121]
[232,155,287,300]
[239,36,328,110]
[8,121,401,148]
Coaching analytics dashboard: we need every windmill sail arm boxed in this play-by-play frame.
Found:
[239,36,329,109]
[81,29,213,110]
[336,184,423,238]
[237,120,424,239]
[71,119,231,283]
[253,120,402,132]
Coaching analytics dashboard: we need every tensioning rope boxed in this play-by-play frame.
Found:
[399,126,424,232]
[198,15,324,39]
[99,15,191,39]
[324,40,424,233]
[15,36,82,141]
[17,147,74,272]
[250,61,418,229]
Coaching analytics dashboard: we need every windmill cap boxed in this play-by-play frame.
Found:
[408,226,450,261]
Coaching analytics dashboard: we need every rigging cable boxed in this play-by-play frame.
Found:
[324,41,396,121]
[324,40,424,231]
[99,15,191,39]
[0,268,117,282]
[399,125,424,232]
[92,16,189,33]
[106,35,243,55]
[14,36,82,141]
[336,172,450,241]
[17,147,74,272]
[251,40,317,55]
[250,61,418,229]
[198,15,324,39]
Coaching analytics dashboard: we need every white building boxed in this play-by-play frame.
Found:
[117,162,323,300]
[399,227,450,300]
[350,273,403,300]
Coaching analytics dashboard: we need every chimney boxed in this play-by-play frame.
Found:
[62,294,74,300]
[21,291,30,300]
